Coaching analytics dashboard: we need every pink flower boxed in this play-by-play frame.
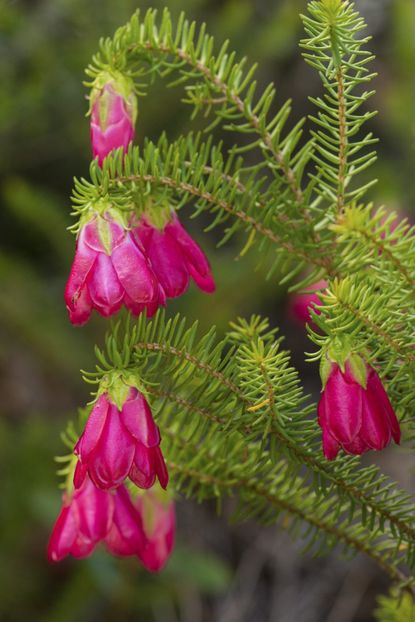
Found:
[136,491,175,572]
[47,476,113,562]
[132,212,215,299]
[74,388,168,491]
[64,211,163,325]
[288,280,327,325]
[90,81,136,166]
[318,358,401,460]
[105,486,146,556]
[105,488,175,569]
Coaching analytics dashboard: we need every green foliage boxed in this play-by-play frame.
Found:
[375,588,415,622]
[301,0,378,209]
[331,204,415,289]
[81,310,415,591]
[72,135,327,286]
[87,5,312,199]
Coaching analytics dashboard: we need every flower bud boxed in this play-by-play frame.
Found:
[90,73,137,165]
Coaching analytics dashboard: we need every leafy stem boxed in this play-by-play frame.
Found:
[131,40,305,206]
[111,173,335,274]
[136,338,415,551]
[167,459,415,592]
[336,66,347,212]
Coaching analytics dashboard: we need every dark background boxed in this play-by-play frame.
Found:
[1,0,414,620]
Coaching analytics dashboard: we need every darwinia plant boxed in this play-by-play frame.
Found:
[49,0,415,615]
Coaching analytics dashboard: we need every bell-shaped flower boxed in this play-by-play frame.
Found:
[47,475,114,562]
[90,73,137,165]
[136,490,175,572]
[318,355,401,460]
[132,211,215,299]
[105,485,146,556]
[74,385,168,491]
[64,209,163,325]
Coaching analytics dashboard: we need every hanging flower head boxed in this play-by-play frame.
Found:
[64,203,164,325]
[135,489,176,572]
[48,477,147,562]
[318,345,400,460]
[74,374,168,491]
[104,485,146,556]
[48,474,175,569]
[131,206,215,300]
[47,475,114,562]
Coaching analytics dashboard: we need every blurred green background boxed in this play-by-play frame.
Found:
[1,1,414,620]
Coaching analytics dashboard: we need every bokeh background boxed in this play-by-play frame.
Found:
[1,0,414,620]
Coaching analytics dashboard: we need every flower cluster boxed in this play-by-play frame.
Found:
[53,55,403,578]
[48,477,174,572]
[64,208,215,326]
[49,378,174,570]
[64,72,214,326]
[53,70,216,570]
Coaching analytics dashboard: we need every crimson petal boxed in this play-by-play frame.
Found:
[121,390,160,448]
[47,502,78,562]
[323,366,363,445]
[105,486,144,556]
[75,394,110,466]
[88,404,135,489]
[87,253,124,316]
[112,233,158,304]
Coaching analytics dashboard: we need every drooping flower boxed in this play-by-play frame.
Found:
[132,210,215,299]
[104,485,146,556]
[318,354,401,460]
[74,385,168,491]
[47,475,114,562]
[288,279,327,326]
[90,74,137,165]
[64,208,163,325]
[136,490,175,572]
